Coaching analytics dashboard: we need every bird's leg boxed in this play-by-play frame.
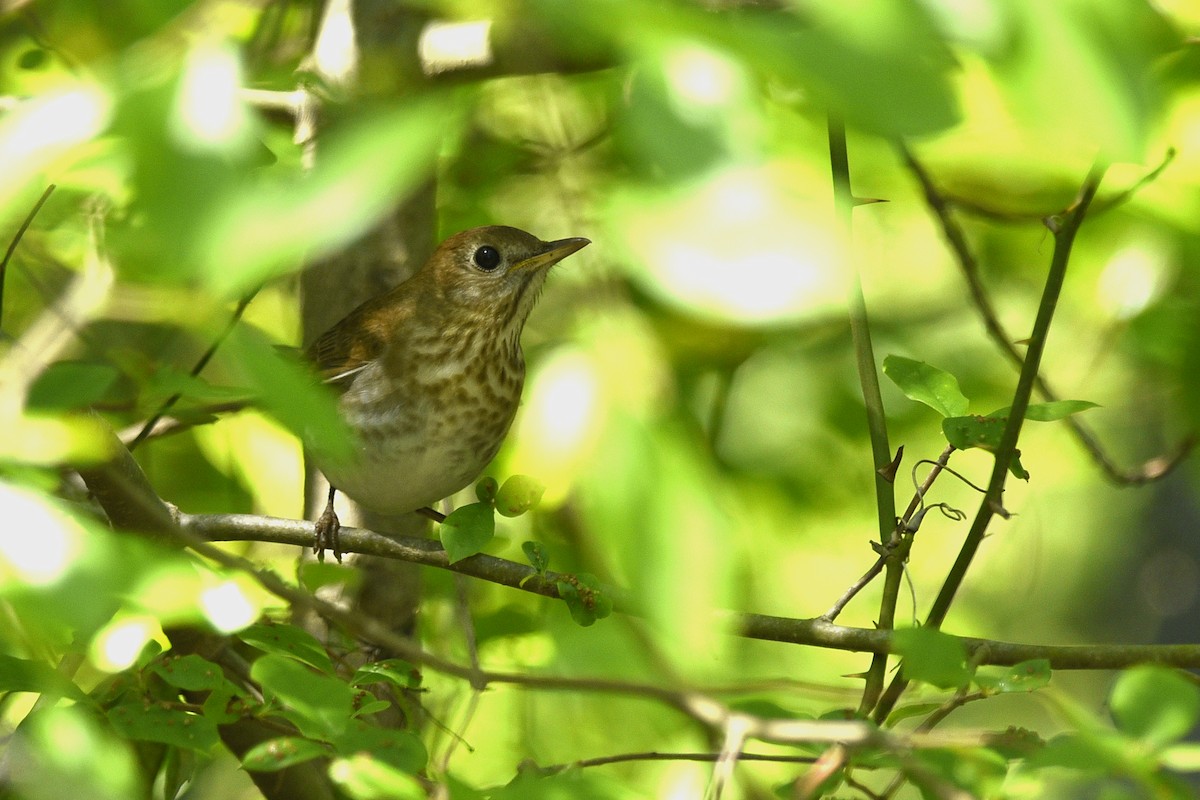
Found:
[314,484,342,563]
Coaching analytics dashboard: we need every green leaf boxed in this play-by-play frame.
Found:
[987,400,1099,422]
[440,502,495,563]
[251,654,355,740]
[238,622,335,674]
[1031,731,1129,773]
[522,541,550,574]
[556,573,612,627]
[298,560,361,592]
[198,95,456,296]
[151,654,228,691]
[27,361,123,411]
[987,0,1173,161]
[942,415,1005,451]
[221,326,355,467]
[351,660,421,691]
[474,476,499,503]
[202,681,243,725]
[883,702,944,727]
[941,415,1029,480]
[0,654,88,701]
[781,0,959,137]
[975,659,1052,694]
[107,704,219,752]
[1110,665,1200,748]
[242,737,328,772]
[913,747,1008,797]
[17,706,141,800]
[883,355,970,417]
[331,722,427,774]
[892,627,971,689]
[495,475,546,517]
[354,698,392,717]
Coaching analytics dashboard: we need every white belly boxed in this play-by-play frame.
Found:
[313,360,517,514]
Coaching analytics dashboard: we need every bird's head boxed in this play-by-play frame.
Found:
[429,226,590,332]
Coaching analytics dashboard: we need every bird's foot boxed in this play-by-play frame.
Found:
[314,487,342,563]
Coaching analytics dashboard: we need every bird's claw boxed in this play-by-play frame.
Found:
[314,493,343,563]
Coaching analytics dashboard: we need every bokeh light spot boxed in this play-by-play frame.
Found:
[92,616,159,672]
[200,580,259,633]
[0,484,85,586]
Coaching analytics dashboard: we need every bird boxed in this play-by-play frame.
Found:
[304,225,590,561]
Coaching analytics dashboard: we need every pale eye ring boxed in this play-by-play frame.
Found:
[473,245,501,271]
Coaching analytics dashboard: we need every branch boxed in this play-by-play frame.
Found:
[926,161,1107,629]
[933,148,1176,223]
[181,511,1200,670]
[900,145,1195,485]
[828,117,902,719]
[126,294,256,452]
[871,163,1108,724]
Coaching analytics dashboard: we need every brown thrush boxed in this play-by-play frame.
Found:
[306,225,590,560]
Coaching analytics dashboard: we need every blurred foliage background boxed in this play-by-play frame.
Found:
[4,0,1200,798]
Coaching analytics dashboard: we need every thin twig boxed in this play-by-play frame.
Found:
[935,148,1175,222]
[827,117,901,719]
[0,183,56,334]
[900,145,1194,485]
[820,446,955,622]
[540,750,817,772]
[873,162,1109,724]
[180,510,1200,669]
[126,292,257,452]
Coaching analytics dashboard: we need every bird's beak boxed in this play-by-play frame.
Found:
[512,237,591,273]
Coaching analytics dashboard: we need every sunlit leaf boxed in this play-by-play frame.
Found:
[219,325,354,467]
[1162,742,1200,772]
[12,706,141,800]
[329,753,424,800]
[0,411,114,465]
[987,0,1173,160]
[494,474,545,517]
[986,401,1099,422]
[197,95,456,296]
[883,355,970,418]
[0,84,112,216]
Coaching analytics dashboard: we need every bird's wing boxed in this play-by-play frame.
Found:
[306,306,387,391]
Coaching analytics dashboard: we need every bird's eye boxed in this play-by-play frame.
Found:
[473,245,501,271]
